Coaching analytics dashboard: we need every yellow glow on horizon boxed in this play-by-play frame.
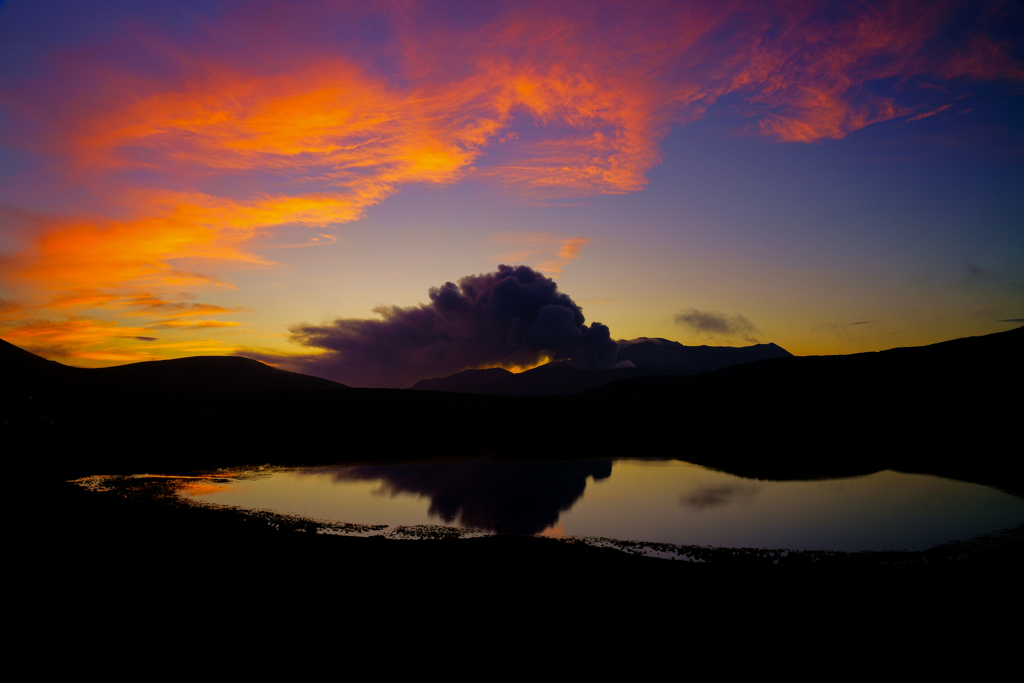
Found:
[503,355,553,374]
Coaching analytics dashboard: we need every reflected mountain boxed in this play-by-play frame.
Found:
[312,459,613,534]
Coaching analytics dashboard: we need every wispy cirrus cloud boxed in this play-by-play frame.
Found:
[906,104,953,123]
[962,262,1002,286]
[150,319,243,329]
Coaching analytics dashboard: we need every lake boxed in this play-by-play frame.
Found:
[167,458,1024,553]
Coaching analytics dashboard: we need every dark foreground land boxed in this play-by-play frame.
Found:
[7,327,1023,641]
[32,471,1023,652]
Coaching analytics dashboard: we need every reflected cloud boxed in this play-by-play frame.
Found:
[313,459,613,535]
[681,483,760,511]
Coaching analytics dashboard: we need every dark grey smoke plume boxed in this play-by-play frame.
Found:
[288,264,618,387]
[675,308,759,338]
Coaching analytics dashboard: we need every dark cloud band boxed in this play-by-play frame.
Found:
[675,309,759,337]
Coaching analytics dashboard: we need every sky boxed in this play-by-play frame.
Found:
[1,0,1022,386]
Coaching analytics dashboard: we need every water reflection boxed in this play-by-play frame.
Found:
[180,459,1024,552]
[315,460,612,535]
[680,483,760,511]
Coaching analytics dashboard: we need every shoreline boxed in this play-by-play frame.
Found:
[57,464,1024,571]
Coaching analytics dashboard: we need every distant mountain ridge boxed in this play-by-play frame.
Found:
[411,339,793,396]
[615,338,791,373]
[0,339,347,396]
[583,325,1024,403]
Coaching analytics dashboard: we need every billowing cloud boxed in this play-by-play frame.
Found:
[675,309,760,340]
[284,264,618,387]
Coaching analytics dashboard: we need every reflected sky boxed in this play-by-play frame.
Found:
[182,459,1024,552]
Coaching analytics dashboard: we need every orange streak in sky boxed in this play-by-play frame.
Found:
[491,233,593,275]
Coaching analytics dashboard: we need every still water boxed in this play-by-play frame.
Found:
[180,459,1024,552]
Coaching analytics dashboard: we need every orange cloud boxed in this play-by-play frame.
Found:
[0,298,23,319]
[491,233,593,275]
[1,318,150,356]
[3,190,368,321]
[557,238,589,262]
[151,319,242,329]
[0,317,205,364]
[0,301,244,364]
[70,49,667,199]
[116,299,242,318]
[76,60,482,190]
[1,321,243,365]
[907,104,953,123]
[53,1,1016,202]
[267,234,338,249]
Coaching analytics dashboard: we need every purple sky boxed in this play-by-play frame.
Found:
[1,0,1021,385]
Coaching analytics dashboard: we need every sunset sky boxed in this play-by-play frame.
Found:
[1,0,1022,386]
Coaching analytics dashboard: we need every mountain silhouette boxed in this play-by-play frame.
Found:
[5,327,1022,496]
[410,362,638,396]
[1,338,347,396]
[616,338,792,372]
[410,340,793,396]
[583,325,1022,403]
[578,326,1023,488]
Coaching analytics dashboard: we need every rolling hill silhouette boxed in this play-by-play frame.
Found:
[4,327,1021,494]
[1,338,347,396]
